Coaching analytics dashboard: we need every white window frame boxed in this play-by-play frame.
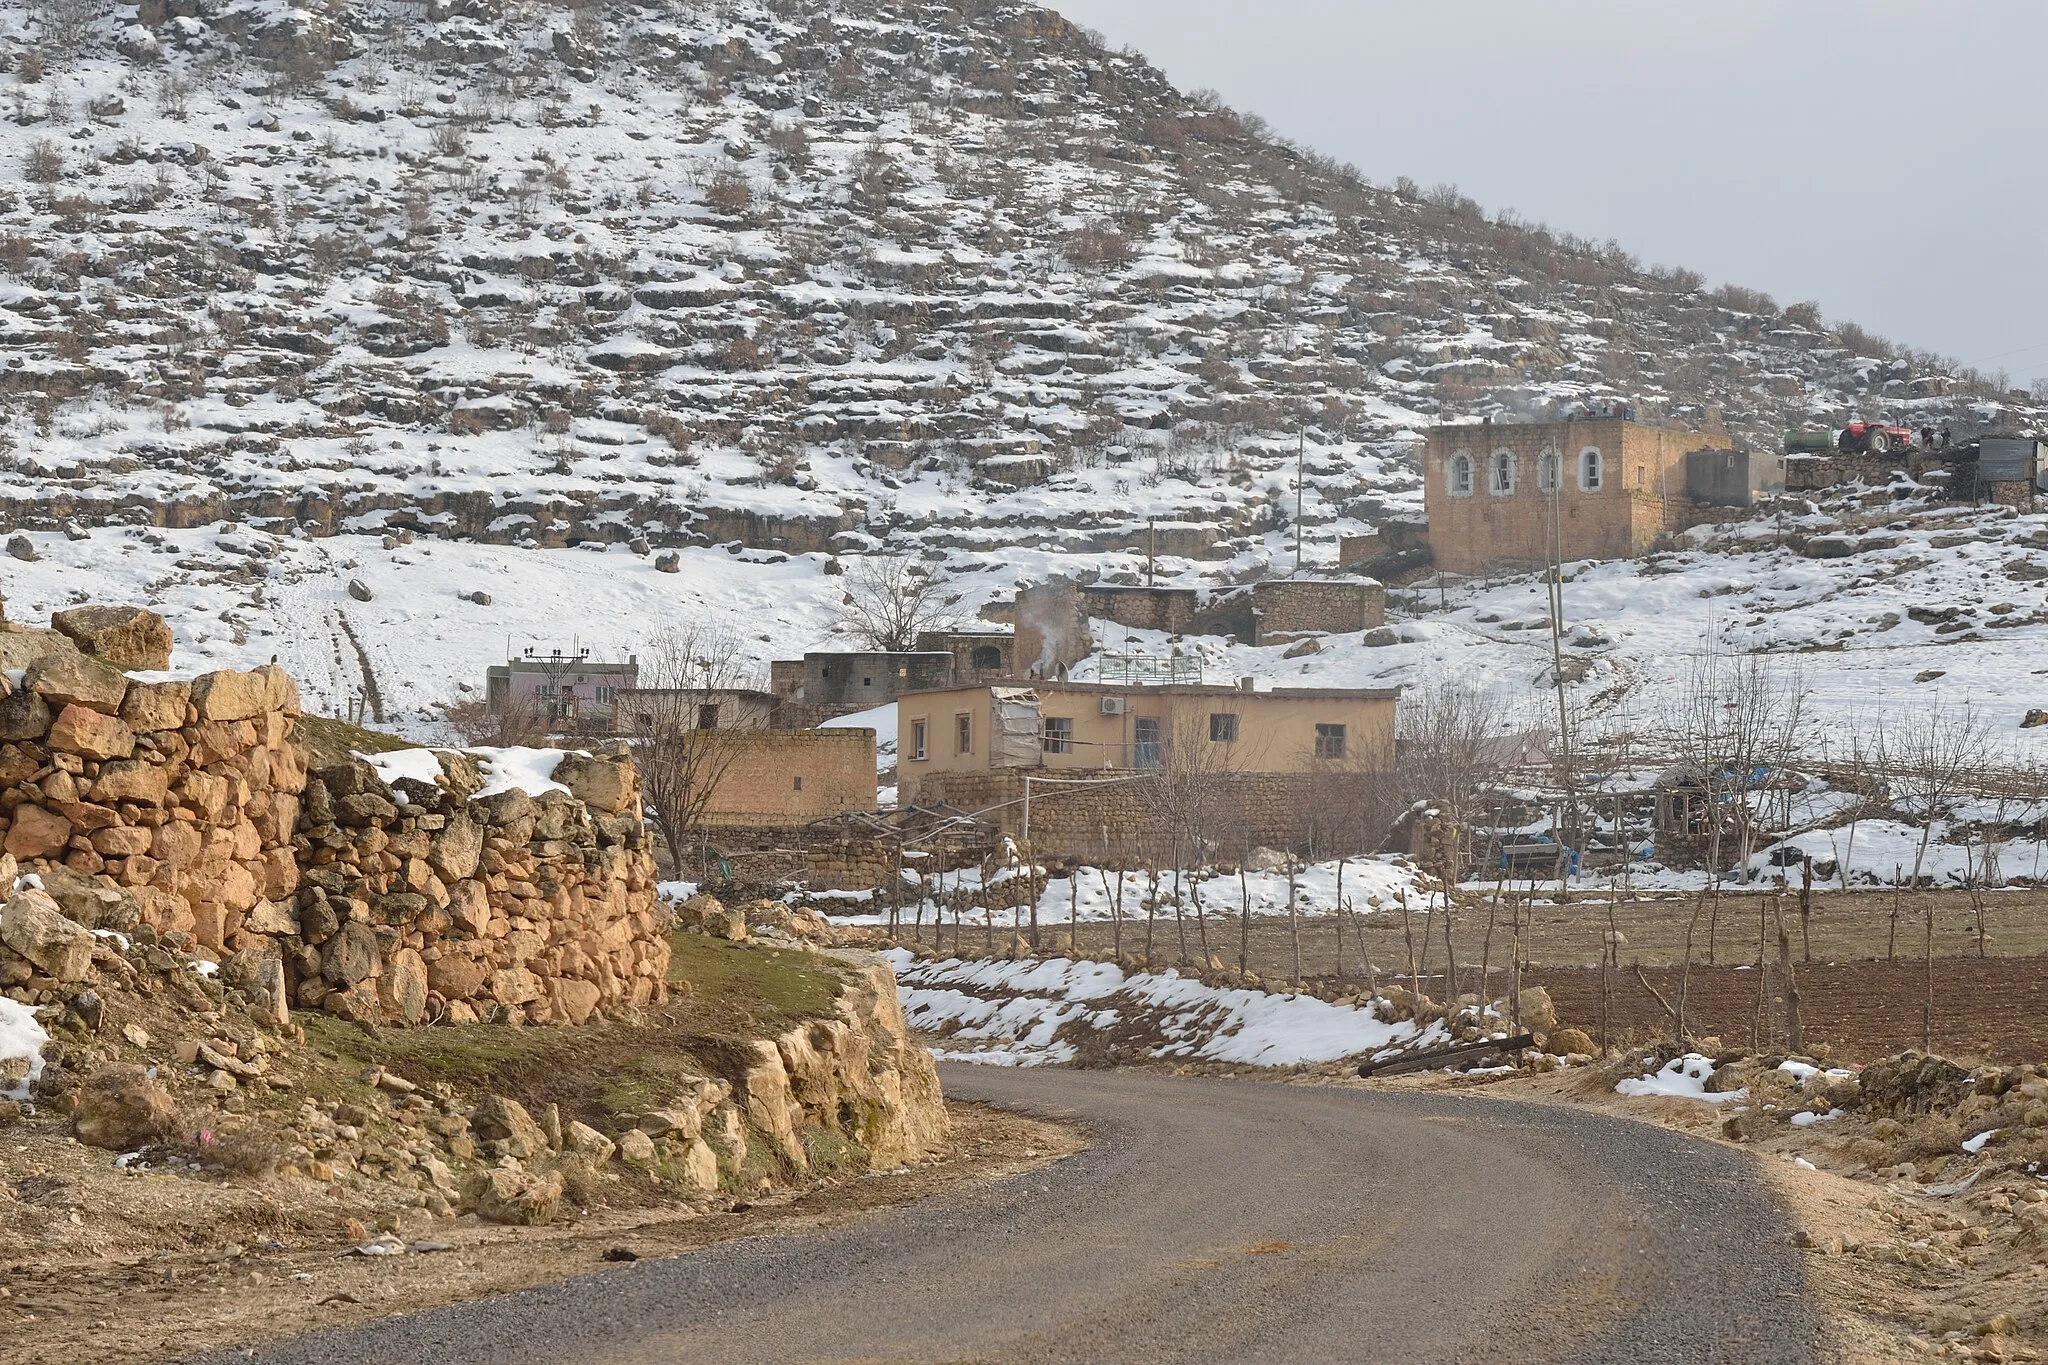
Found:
[1446,450,1474,497]
[1579,446,1604,492]
[1536,447,1560,493]
[909,718,928,762]
[1490,449,1515,495]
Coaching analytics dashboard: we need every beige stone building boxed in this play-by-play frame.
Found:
[893,681,1398,858]
[1423,417,1734,574]
[699,728,878,827]
[897,681,1396,795]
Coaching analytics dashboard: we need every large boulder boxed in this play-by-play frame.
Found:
[25,653,128,715]
[0,888,94,981]
[427,813,484,882]
[554,752,634,813]
[379,948,428,1024]
[461,1166,563,1225]
[189,669,270,722]
[470,1095,548,1158]
[320,921,380,986]
[51,606,174,671]
[72,1065,180,1150]
[47,704,136,760]
[119,680,190,732]
[38,866,139,932]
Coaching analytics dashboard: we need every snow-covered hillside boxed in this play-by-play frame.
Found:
[0,0,2042,726]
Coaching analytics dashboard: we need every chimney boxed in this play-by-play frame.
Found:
[1238,676,1255,693]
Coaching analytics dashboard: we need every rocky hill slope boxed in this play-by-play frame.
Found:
[0,0,2041,719]
[4,0,2039,548]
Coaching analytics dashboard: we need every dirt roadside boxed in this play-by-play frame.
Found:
[1,1100,1082,1365]
[1332,1064,2048,1364]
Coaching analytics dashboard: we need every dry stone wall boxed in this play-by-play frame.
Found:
[0,606,672,1030]
[0,613,307,973]
[291,745,667,1027]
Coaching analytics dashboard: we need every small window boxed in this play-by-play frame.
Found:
[697,703,720,730]
[1041,716,1073,754]
[955,712,972,755]
[1580,447,1603,491]
[1314,723,1347,760]
[910,718,928,761]
[1490,450,1515,494]
[1447,451,1473,496]
[1537,449,1560,492]
[1209,712,1239,742]
[972,645,1002,670]
[793,775,803,792]
[1133,717,1161,768]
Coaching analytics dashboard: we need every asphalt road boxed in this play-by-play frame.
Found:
[213,1068,1817,1364]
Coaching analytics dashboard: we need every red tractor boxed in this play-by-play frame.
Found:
[1837,420,1916,455]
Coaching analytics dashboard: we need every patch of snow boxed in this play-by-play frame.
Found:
[1963,1128,2001,1154]
[886,948,1420,1067]
[0,997,49,1100]
[1615,1053,1747,1103]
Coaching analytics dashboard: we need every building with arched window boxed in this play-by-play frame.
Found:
[1421,416,1741,574]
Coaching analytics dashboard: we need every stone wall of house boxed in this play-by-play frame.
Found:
[702,729,878,827]
[290,745,666,1026]
[1251,578,1386,643]
[911,768,1388,861]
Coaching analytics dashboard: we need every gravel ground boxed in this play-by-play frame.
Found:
[199,1066,1817,1364]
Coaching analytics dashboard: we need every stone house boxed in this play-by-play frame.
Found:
[895,680,1398,857]
[699,728,879,828]
[1422,417,1735,574]
[767,650,956,720]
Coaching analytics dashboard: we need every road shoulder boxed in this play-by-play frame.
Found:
[3,1101,1083,1365]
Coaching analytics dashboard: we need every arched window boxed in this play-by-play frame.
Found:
[1447,451,1473,495]
[1579,447,1604,492]
[1536,448,1560,492]
[1490,450,1515,494]
[971,645,1002,671]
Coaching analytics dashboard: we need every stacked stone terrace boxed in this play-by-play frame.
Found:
[0,604,666,1027]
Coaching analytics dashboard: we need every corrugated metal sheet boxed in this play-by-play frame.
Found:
[1979,437,2042,483]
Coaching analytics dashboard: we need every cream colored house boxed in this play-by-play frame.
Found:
[897,680,1397,802]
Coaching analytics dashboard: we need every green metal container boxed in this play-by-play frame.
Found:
[1783,429,1834,454]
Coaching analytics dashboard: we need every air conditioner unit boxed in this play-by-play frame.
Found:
[1099,696,1125,716]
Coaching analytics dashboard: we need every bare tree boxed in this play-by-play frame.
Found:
[442,691,544,748]
[627,624,754,868]
[839,553,953,652]
[1889,701,1991,887]
[1395,681,1517,888]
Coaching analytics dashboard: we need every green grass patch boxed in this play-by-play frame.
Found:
[666,932,844,1024]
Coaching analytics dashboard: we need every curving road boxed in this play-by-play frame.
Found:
[215,1067,1816,1364]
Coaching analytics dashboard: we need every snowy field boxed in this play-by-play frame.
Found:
[887,948,1431,1068]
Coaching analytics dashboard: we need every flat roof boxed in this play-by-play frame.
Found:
[895,680,1401,702]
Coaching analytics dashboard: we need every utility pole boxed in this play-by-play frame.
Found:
[1545,429,1577,867]
[1294,428,1305,575]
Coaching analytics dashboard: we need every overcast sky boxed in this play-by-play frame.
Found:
[1052,0,2048,389]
